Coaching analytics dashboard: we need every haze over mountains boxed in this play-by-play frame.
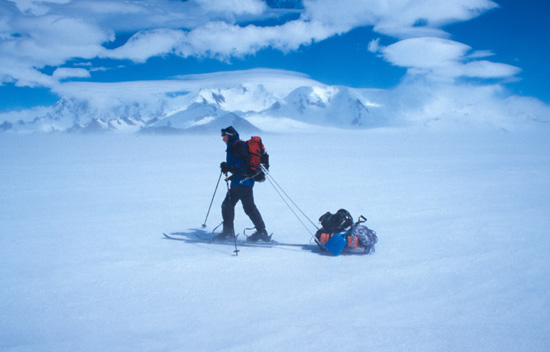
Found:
[1,70,385,134]
[2,68,548,134]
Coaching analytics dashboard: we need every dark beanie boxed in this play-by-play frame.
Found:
[221,126,239,142]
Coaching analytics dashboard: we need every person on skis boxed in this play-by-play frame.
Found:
[213,126,271,242]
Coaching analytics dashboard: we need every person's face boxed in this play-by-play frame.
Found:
[222,134,229,144]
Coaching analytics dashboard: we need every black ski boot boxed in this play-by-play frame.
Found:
[246,229,272,242]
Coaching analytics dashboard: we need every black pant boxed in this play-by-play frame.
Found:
[222,185,265,234]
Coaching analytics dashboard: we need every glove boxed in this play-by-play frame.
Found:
[220,162,232,174]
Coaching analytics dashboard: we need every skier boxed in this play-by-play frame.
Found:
[213,126,271,242]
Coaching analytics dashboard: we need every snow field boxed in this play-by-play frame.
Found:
[1,127,549,351]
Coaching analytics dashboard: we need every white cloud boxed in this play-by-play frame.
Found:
[383,37,470,69]
[387,81,550,129]
[103,28,186,62]
[1,0,502,68]
[1,0,283,87]
[0,105,50,124]
[69,0,146,16]
[302,0,499,38]
[92,0,504,69]
[368,38,381,53]
[195,0,267,15]
[102,19,334,62]
[461,60,520,79]
[0,57,56,87]
[376,37,520,82]
[51,68,316,101]
[176,20,331,59]
[0,7,111,87]
[52,67,90,80]
[9,0,72,16]
[378,0,499,38]
[467,50,495,59]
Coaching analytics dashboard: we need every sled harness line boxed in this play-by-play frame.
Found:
[260,164,320,241]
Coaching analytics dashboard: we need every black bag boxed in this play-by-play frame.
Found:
[318,209,353,233]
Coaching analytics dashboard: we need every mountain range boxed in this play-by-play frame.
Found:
[1,70,386,134]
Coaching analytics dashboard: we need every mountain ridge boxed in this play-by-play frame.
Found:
[2,71,384,134]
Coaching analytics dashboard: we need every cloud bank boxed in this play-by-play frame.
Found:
[1,0,547,129]
[1,0,512,87]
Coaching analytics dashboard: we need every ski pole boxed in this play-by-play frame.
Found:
[201,171,223,228]
[225,177,240,256]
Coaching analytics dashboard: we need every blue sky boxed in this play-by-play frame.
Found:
[0,0,549,115]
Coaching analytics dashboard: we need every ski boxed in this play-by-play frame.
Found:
[163,232,310,248]
[163,232,245,245]
[195,233,312,247]
[163,232,274,248]
[264,240,311,247]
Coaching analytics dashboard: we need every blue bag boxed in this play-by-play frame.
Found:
[323,232,347,256]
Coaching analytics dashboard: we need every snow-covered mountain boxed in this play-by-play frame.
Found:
[3,68,549,134]
[11,96,165,133]
[260,85,381,127]
[2,70,384,134]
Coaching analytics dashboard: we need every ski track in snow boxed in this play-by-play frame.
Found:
[1,128,549,352]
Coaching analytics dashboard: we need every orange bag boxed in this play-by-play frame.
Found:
[318,232,359,248]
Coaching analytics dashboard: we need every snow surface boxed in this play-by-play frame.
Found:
[1,126,550,351]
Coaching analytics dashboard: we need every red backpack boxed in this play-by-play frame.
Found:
[240,136,269,182]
